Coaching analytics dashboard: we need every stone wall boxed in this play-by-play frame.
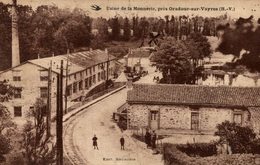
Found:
[248,107,260,134]
[160,105,191,129]
[127,104,149,129]
[199,107,232,131]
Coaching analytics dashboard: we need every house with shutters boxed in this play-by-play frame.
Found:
[0,49,117,123]
[126,84,260,134]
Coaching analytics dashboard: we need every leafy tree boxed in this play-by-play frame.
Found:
[123,17,131,41]
[217,16,260,72]
[0,2,12,70]
[110,17,120,40]
[0,82,16,163]
[150,37,193,84]
[21,98,56,165]
[215,121,256,154]
[186,32,212,60]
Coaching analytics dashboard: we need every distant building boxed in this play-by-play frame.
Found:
[124,48,153,74]
[0,49,117,123]
[127,84,260,134]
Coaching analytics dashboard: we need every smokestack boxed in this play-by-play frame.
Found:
[11,0,20,67]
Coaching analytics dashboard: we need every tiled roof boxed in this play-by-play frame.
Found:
[127,84,260,107]
[29,49,116,76]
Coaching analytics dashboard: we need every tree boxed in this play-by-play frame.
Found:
[215,121,257,154]
[217,16,260,72]
[0,82,16,163]
[21,98,55,165]
[186,32,212,60]
[110,17,120,40]
[123,17,131,41]
[0,2,12,70]
[150,37,193,84]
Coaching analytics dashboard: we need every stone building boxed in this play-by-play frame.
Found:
[126,84,260,134]
[0,49,116,123]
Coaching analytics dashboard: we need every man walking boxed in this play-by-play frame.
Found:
[92,134,98,150]
[120,136,125,150]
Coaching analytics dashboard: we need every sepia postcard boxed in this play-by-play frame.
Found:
[0,0,260,165]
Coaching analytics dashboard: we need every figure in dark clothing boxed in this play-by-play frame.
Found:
[151,131,157,149]
[145,130,151,148]
[92,135,98,150]
[120,136,125,150]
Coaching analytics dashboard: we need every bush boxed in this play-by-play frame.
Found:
[162,143,257,165]
[215,121,257,154]
[177,143,217,157]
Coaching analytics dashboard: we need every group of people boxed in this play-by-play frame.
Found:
[92,135,125,150]
[153,76,160,83]
[145,130,157,149]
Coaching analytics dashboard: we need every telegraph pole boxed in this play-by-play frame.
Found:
[56,60,63,165]
[64,49,69,114]
[106,50,109,89]
[46,60,52,137]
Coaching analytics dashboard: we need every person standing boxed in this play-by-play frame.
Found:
[151,130,157,149]
[145,130,151,148]
[120,136,125,150]
[92,134,98,150]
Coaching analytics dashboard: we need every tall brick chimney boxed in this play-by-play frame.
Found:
[11,0,20,67]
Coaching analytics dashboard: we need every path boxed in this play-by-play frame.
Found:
[64,88,163,165]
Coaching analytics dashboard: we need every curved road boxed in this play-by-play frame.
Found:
[64,88,162,165]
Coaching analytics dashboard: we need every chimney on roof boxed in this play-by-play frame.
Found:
[38,53,40,59]
[89,48,92,51]
[11,0,20,67]
[105,48,108,54]
[52,52,55,57]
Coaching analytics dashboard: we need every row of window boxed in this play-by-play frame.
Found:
[150,111,243,130]
[13,106,47,117]
[69,63,110,81]
[12,63,113,82]
[190,112,242,130]
[66,73,105,96]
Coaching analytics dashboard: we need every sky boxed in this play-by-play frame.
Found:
[1,0,260,19]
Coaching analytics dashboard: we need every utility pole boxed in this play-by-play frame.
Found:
[56,60,63,165]
[46,60,52,138]
[64,49,69,114]
[106,49,109,89]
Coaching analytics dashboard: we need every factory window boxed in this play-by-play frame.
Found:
[80,72,83,78]
[14,106,22,117]
[85,70,88,76]
[66,85,72,96]
[74,74,77,80]
[13,76,21,81]
[12,70,21,81]
[90,68,92,75]
[85,78,89,89]
[79,80,83,91]
[93,66,95,72]
[93,75,96,84]
[14,87,22,98]
[40,87,48,98]
[73,82,77,93]
[98,72,101,81]
[89,76,92,87]
[40,70,48,81]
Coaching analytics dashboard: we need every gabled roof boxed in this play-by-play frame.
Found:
[22,49,116,76]
[127,84,260,107]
